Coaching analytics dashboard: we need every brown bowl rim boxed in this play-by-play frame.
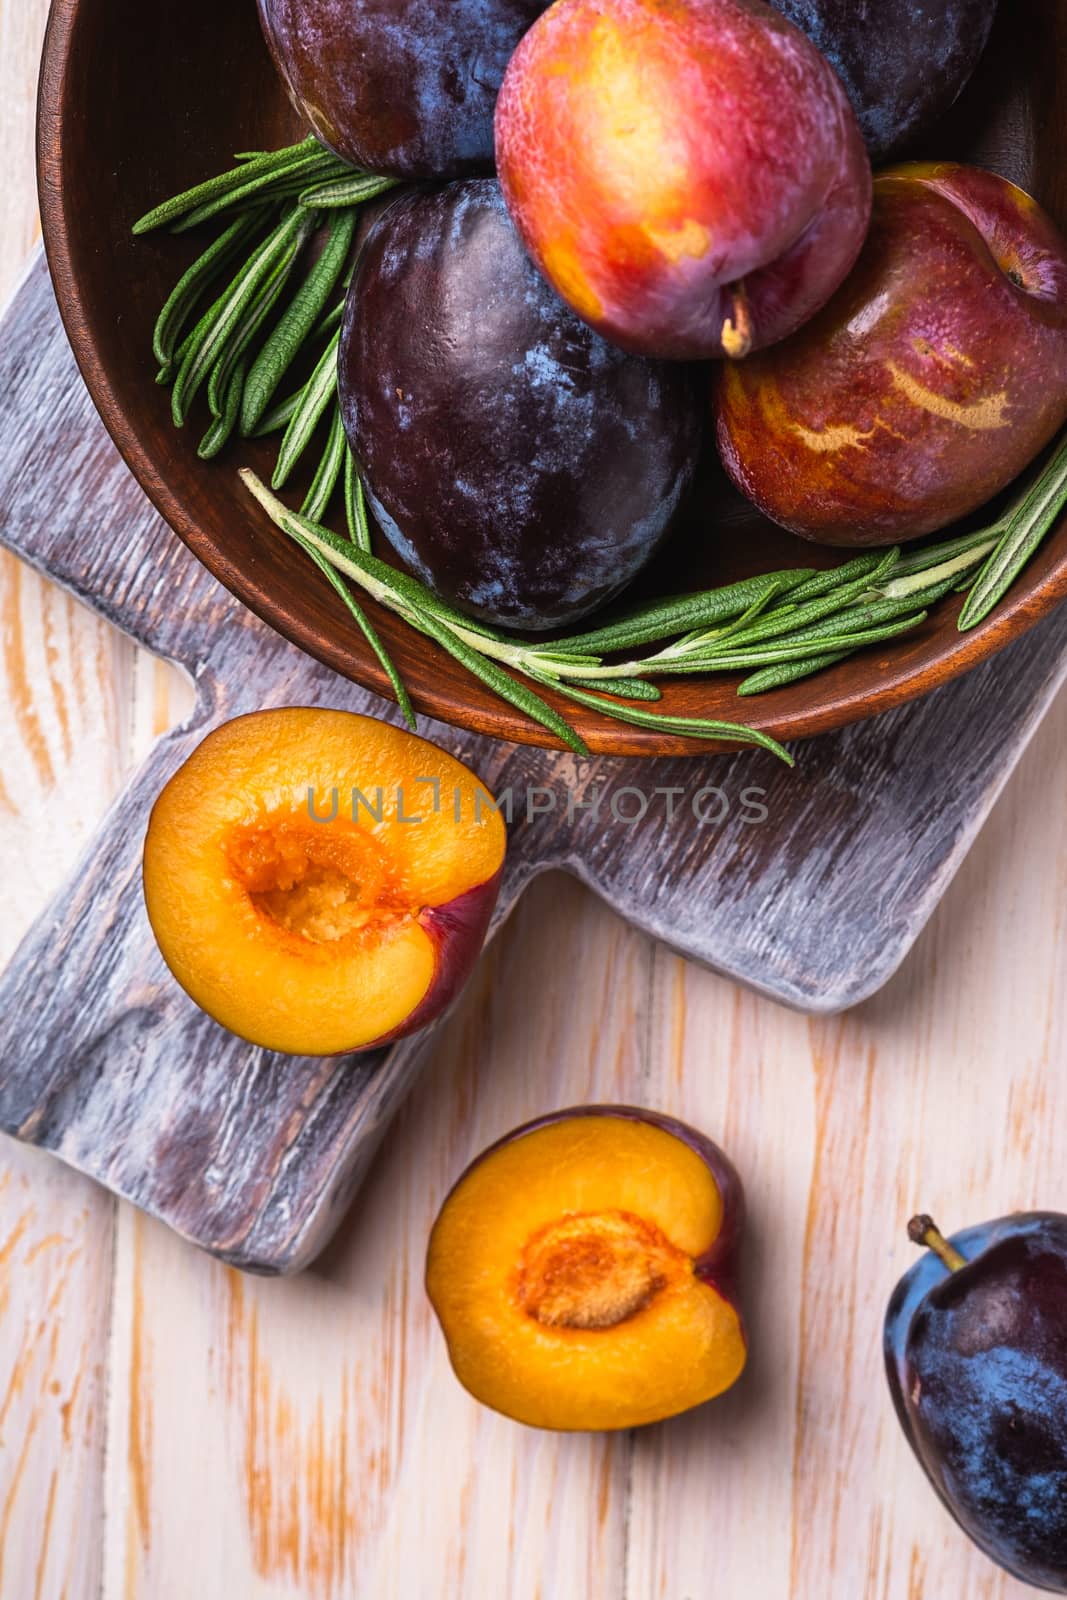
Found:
[34,0,1067,757]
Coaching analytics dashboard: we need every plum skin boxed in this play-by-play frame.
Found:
[494,0,872,362]
[886,1214,1067,1593]
[257,0,550,179]
[340,181,703,632]
[715,164,1067,546]
[768,0,998,159]
[368,869,504,1049]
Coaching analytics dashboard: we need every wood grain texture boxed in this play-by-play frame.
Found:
[1,258,1067,1276]
[1,12,1066,1599]
[0,8,120,1599]
[93,794,1067,1600]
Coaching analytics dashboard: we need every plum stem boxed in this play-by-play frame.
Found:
[908,1214,968,1272]
[721,280,753,360]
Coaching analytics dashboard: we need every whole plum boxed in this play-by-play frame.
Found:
[257,0,549,178]
[769,0,998,158]
[339,182,703,632]
[494,0,871,361]
[887,1213,1067,1592]
[715,164,1067,546]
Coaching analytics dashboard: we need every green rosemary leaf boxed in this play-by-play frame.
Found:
[252,388,303,436]
[198,358,247,461]
[153,210,264,367]
[418,617,590,755]
[733,578,958,692]
[563,677,662,701]
[529,674,794,764]
[207,242,303,418]
[272,329,342,487]
[170,150,344,234]
[547,571,817,658]
[344,448,372,551]
[663,576,791,658]
[872,539,997,600]
[827,573,961,632]
[241,208,357,435]
[711,549,900,654]
[302,406,348,522]
[737,650,853,697]
[132,137,322,233]
[170,296,226,424]
[525,650,609,668]
[172,208,315,428]
[299,174,399,208]
[652,611,929,673]
[782,552,893,606]
[959,431,1067,631]
[887,525,1005,581]
[293,532,417,730]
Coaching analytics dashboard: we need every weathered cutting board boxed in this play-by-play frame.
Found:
[1,255,1065,1274]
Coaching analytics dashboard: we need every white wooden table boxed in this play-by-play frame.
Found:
[1,9,1065,1597]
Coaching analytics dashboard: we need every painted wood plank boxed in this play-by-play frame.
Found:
[1,255,1066,1277]
[0,9,118,1598]
[0,15,201,1600]
[101,879,644,1600]
[625,688,1067,1600]
[0,16,1066,1596]
[0,1142,114,1600]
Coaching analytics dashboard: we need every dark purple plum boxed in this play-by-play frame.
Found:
[885,1213,1067,1593]
[257,0,550,179]
[339,181,703,632]
[769,0,998,158]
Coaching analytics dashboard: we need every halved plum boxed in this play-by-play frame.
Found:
[143,709,505,1056]
[426,1108,746,1431]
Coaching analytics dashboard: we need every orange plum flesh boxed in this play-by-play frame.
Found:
[143,709,506,1056]
[427,1109,747,1431]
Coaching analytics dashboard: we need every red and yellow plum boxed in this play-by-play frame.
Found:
[495,0,872,360]
[339,181,703,631]
[716,164,1067,545]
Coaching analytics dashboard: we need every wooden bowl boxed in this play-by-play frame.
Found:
[36,0,1067,756]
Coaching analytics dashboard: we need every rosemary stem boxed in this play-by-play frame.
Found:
[870,536,999,601]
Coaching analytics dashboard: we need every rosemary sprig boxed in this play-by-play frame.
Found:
[138,139,1067,760]
[959,432,1067,630]
[299,173,399,209]
[153,209,267,370]
[302,405,349,522]
[241,207,357,435]
[133,139,347,234]
[240,473,796,761]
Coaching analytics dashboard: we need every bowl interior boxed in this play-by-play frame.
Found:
[37,0,1067,755]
